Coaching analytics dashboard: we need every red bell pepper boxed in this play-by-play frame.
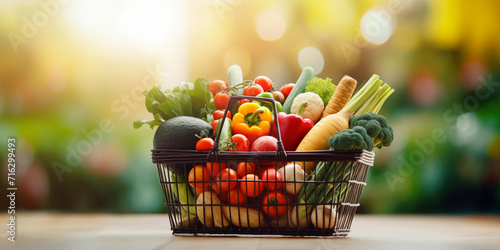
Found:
[270,105,314,151]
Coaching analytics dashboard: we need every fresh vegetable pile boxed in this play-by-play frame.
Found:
[137,64,395,230]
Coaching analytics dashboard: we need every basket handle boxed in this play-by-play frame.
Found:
[208,95,287,162]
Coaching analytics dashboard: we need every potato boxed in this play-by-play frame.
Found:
[222,206,266,228]
[196,191,230,228]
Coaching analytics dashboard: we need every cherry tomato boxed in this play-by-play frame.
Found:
[280,83,295,99]
[243,84,264,96]
[217,168,238,191]
[262,191,287,217]
[195,138,214,151]
[254,76,273,92]
[236,162,256,179]
[206,162,227,178]
[240,174,264,197]
[228,188,247,205]
[211,182,221,194]
[261,168,283,191]
[230,134,250,152]
[196,184,214,196]
[214,92,230,110]
[209,80,228,96]
[188,165,211,189]
[238,99,251,107]
[212,110,231,120]
[211,120,219,136]
[195,187,204,196]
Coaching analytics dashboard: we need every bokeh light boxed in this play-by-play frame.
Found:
[298,47,324,74]
[360,7,395,45]
[256,5,287,41]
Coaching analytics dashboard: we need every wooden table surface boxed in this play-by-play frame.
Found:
[1,213,499,250]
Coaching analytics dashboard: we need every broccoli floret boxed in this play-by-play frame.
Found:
[350,112,394,149]
[328,126,374,151]
[305,77,336,107]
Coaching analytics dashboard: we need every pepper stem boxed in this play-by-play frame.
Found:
[296,102,308,117]
[246,108,265,126]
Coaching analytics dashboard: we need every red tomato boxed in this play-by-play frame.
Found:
[258,166,274,179]
[196,184,216,196]
[217,168,238,191]
[212,110,231,120]
[240,174,264,197]
[195,187,204,196]
[196,138,214,151]
[251,136,278,167]
[228,188,247,205]
[251,136,278,152]
[236,162,256,178]
[254,76,273,92]
[261,168,283,191]
[211,119,218,135]
[243,84,264,96]
[280,83,295,99]
[219,190,229,204]
[262,191,287,217]
[188,165,211,189]
[206,162,227,178]
[211,182,221,194]
[230,134,250,152]
[209,80,228,96]
[214,92,230,110]
[238,99,251,107]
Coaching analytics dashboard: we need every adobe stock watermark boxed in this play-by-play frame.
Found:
[51,65,168,182]
[213,0,244,21]
[7,0,70,54]
[339,0,413,63]
[385,74,500,191]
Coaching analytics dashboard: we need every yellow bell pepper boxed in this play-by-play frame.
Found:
[232,103,272,145]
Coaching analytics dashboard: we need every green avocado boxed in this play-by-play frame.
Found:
[153,116,213,150]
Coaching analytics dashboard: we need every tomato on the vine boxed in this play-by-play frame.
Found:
[262,191,287,217]
[254,76,273,92]
[280,83,294,99]
[209,80,228,96]
[212,110,231,120]
[195,138,214,151]
[228,134,250,152]
[243,84,264,96]
[214,92,230,110]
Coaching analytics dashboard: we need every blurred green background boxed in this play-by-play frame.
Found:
[0,0,499,214]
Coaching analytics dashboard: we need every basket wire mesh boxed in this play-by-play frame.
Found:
[151,96,374,236]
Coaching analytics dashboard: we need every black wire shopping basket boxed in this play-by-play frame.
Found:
[151,96,375,237]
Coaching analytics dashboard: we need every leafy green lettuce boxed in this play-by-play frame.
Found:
[305,77,337,107]
[133,78,213,129]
